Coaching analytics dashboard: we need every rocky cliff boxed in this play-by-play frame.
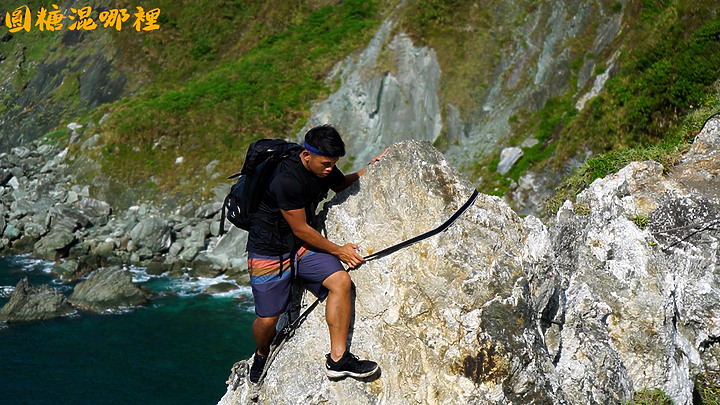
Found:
[301,0,628,214]
[219,116,720,404]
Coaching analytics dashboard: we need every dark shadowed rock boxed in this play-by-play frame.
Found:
[204,282,239,294]
[33,230,75,259]
[0,277,73,322]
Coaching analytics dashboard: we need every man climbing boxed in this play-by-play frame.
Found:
[246,124,388,384]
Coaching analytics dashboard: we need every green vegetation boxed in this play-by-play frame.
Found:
[400,0,720,215]
[545,79,718,217]
[83,0,381,202]
[470,96,577,197]
[626,389,671,405]
[464,0,720,215]
[40,129,69,146]
[632,213,649,229]
[0,1,61,91]
[4,0,720,214]
[695,372,720,405]
[582,5,720,147]
[400,0,514,120]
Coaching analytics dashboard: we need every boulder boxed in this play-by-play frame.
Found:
[49,204,90,232]
[205,226,247,270]
[3,223,21,240]
[0,277,74,322]
[33,230,75,259]
[11,196,54,218]
[187,222,210,246]
[0,169,12,186]
[68,267,150,311]
[497,146,524,175]
[53,259,80,281]
[11,146,31,159]
[130,216,173,253]
[22,221,47,240]
[195,201,223,219]
[75,197,112,226]
[204,282,239,294]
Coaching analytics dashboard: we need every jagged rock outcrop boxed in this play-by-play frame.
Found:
[545,116,720,403]
[0,277,74,322]
[303,1,626,217]
[300,19,441,168]
[68,267,150,311]
[220,117,720,404]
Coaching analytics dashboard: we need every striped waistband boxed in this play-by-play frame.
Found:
[247,245,310,278]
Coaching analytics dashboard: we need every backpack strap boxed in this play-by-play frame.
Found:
[219,194,231,236]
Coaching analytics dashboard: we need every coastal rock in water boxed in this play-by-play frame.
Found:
[220,118,720,405]
[68,267,150,311]
[0,277,73,322]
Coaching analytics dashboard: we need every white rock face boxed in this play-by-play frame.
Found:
[219,118,720,404]
[300,20,442,171]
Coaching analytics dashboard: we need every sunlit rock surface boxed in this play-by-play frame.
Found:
[220,118,720,404]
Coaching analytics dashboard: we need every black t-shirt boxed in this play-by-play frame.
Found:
[246,152,344,255]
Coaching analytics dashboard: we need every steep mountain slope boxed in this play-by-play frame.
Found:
[1,0,718,216]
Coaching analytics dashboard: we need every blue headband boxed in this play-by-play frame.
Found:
[304,142,332,157]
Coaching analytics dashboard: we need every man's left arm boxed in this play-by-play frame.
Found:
[333,147,390,192]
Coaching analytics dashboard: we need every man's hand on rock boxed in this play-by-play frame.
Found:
[336,243,365,269]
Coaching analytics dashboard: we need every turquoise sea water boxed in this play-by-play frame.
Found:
[0,255,256,405]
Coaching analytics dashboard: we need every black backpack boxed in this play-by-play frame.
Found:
[220,139,303,235]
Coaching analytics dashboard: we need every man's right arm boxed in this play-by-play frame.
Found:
[281,207,364,268]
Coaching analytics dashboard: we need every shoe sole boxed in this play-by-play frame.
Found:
[325,364,379,379]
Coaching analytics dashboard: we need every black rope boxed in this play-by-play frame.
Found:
[364,190,479,262]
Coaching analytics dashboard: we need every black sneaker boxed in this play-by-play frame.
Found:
[325,351,379,379]
[249,352,267,384]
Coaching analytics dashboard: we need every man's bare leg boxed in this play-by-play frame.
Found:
[322,270,352,361]
[253,315,280,356]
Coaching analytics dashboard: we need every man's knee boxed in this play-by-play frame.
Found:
[254,315,280,329]
[323,270,351,293]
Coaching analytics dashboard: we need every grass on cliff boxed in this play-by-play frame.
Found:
[543,94,718,218]
[453,1,720,210]
[548,1,720,202]
[76,0,382,206]
[625,371,720,405]
[695,372,720,405]
[400,0,720,207]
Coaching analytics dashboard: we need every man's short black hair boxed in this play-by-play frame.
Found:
[304,125,346,157]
